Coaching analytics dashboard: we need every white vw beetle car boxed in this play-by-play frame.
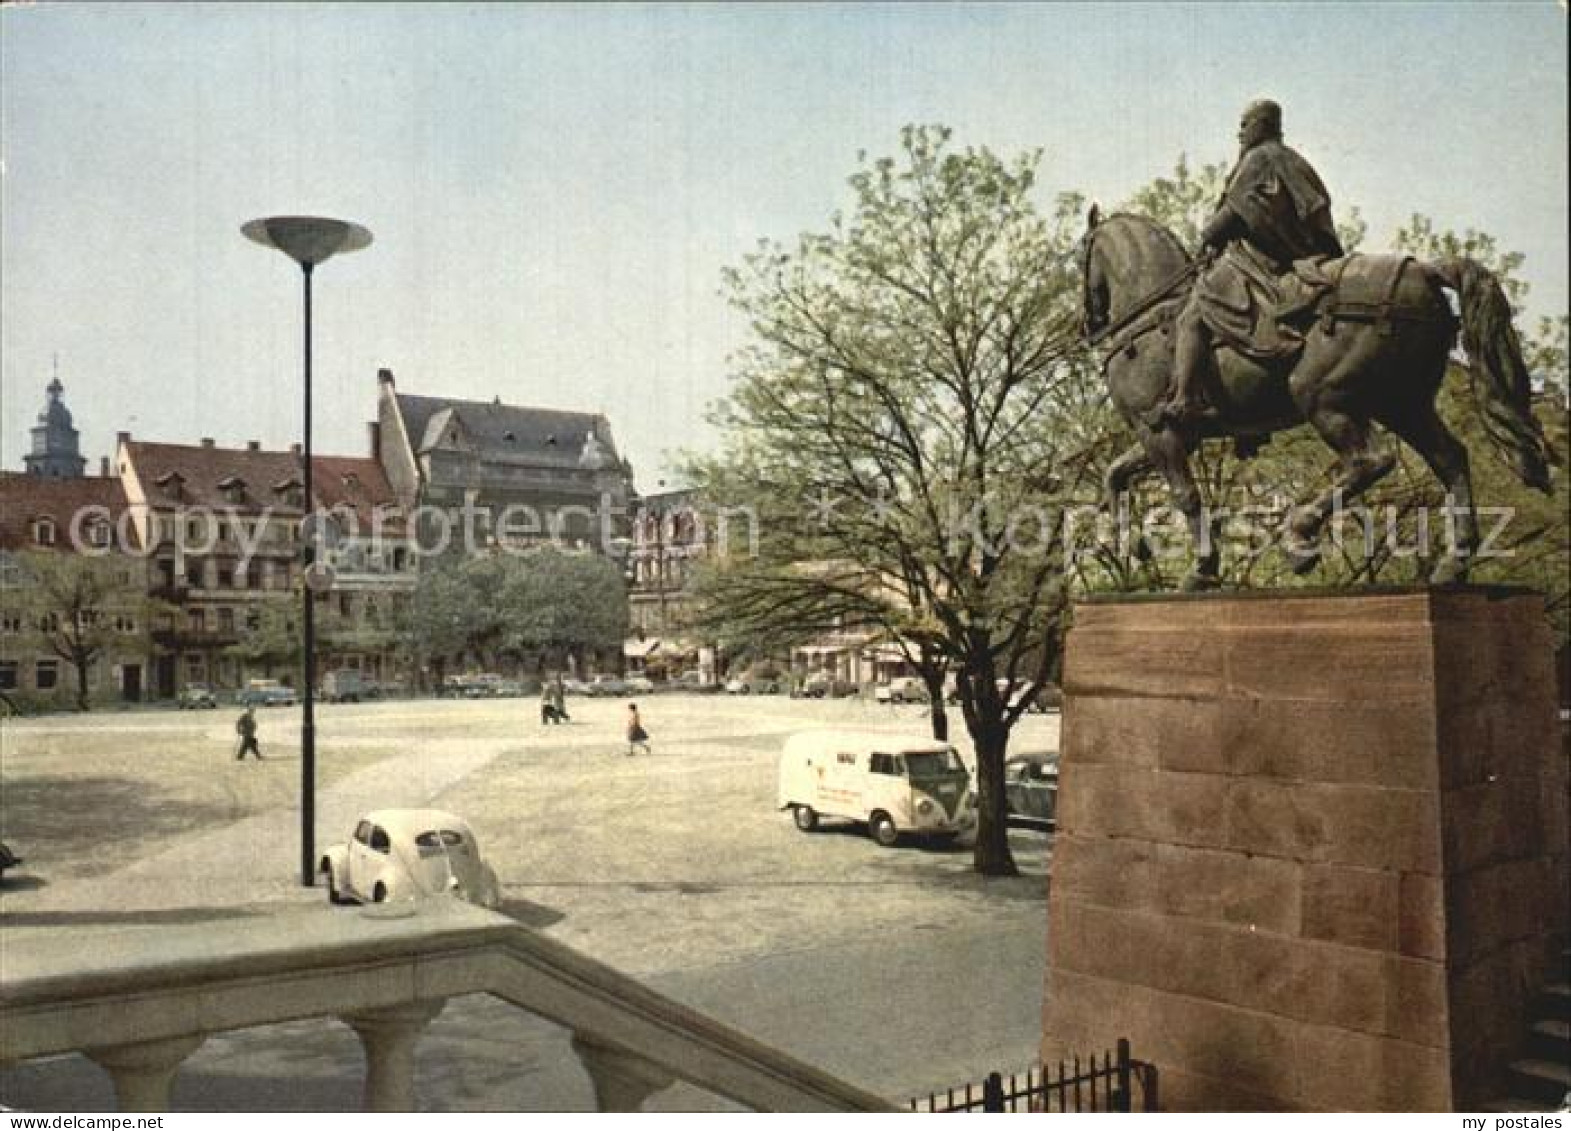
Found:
[319,809,501,908]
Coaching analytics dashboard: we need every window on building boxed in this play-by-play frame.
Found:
[35,660,59,690]
[0,614,20,634]
[338,593,352,618]
[87,520,111,548]
[31,517,57,546]
[217,566,233,589]
[185,653,204,679]
[115,615,136,634]
[186,563,203,588]
[218,608,235,634]
[0,661,16,690]
[39,612,59,633]
[187,608,206,633]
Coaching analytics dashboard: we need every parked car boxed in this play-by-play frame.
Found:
[238,679,297,707]
[439,673,510,699]
[319,808,500,909]
[177,682,219,710]
[673,670,721,693]
[464,673,506,699]
[584,675,631,698]
[1003,753,1059,827]
[626,675,655,694]
[321,668,368,704]
[801,672,858,699]
[1003,681,1060,714]
[874,676,928,705]
[726,671,783,695]
[937,677,1058,713]
[559,677,591,696]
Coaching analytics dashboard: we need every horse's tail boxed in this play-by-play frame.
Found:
[1430,257,1554,493]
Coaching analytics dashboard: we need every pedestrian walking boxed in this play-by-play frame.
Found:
[235,707,263,761]
[540,681,559,725]
[625,701,650,757]
[553,676,570,723]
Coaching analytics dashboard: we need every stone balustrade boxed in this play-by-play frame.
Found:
[0,898,894,1113]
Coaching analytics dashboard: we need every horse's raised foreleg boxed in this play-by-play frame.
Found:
[1289,407,1396,574]
[1385,403,1477,585]
[1144,426,1219,590]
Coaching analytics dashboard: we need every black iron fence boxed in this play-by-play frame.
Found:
[909,1039,1158,1113]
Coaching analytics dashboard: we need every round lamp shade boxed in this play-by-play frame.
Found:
[242,216,372,266]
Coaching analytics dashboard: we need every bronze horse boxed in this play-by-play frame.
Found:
[1081,208,1553,588]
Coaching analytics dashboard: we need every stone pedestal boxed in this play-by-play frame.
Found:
[1041,588,1568,1112]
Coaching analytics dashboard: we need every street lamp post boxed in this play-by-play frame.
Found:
[242,216,372,887]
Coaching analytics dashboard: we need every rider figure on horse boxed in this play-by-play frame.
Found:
[1155,99,1346,429]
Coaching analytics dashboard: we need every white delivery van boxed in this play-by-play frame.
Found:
[778,731,976,846]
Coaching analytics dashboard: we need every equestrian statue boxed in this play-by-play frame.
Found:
[1082,98,1555,590]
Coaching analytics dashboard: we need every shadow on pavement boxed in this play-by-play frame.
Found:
[495,897,566,930]
[0,774,237,872]
[0,906,265,928]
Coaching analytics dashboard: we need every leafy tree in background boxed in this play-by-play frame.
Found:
[489,548,629,672]
[687,125,1100,875]
[225,598,300,678]
[408,549,628,681]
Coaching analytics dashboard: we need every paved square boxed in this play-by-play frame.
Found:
[1,693,1058,1109]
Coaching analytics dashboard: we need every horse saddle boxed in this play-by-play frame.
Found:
[1196,246,1416,364]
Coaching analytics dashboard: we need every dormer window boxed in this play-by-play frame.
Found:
[30,517,57,546]
[218,476,247,505]
[272,477,305,510]
[155,470,187,502]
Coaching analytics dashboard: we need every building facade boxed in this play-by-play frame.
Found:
[115,436,416,698]
[374,368,635,554]
[0,472,154,707]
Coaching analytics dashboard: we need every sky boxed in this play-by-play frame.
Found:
[2,2,1566,487]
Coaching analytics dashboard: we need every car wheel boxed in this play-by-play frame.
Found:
[324,864,349,905]
[869,812,900,847]
[372,882,388,903]
[793,805,819,832]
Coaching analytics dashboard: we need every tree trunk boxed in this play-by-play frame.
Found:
[73,653,92,712]
[920,663,949,742]
[969,718,1017,876]
[929,703,950,742]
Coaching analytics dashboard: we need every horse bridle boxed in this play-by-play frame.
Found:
[1083,243,1202,351]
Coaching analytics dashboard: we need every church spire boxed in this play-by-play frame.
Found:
[23,375,87,479]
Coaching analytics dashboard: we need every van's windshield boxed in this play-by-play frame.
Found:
[903,749,965,778]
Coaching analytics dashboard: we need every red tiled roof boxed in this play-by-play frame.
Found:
[124,441,303,512]
[311,455,405,534]
[122,443,403,532]
[0,472,134,553]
